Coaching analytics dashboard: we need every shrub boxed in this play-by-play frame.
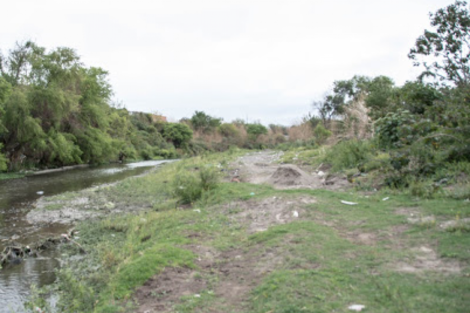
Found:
[312,123,331,145]
[172,164,220,204]
[360,153,391,172]
[374,109,416,149]
[162,123,193,148]
[323,140,373,172]
[246,123,268,141]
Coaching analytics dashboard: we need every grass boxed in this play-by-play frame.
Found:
[27,150,470,313]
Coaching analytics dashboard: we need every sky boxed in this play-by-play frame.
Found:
[0,0,456,125]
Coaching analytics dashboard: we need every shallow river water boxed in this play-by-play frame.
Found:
[0,160,171,312]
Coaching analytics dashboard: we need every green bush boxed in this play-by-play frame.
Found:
[312,123,331,145]
[323,140,373,172]
[172,171,203,204]
[374,109,416,149]
[360,153,390,172]
[172,164,220,204]
[162,123,193,148]
[199,165,220,191]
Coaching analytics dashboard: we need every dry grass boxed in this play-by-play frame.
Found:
[287,122,313,142]
[341,95,373,140]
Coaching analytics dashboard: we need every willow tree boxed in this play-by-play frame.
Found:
[0,42,118,168]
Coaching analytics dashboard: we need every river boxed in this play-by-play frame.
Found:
[0,160,172,312]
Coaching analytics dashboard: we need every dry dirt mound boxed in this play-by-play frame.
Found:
[268,164,313,187]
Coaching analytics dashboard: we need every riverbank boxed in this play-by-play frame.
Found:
[27,150,470,312]
[0,157,176,181]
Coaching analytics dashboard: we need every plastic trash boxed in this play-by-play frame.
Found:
[193,209,201,213]
[250,192,255,196]
[194,294,201,298]
[348,304,365,312]
[292,211,299,218]
[36,191,44,195]
[317,171,325,177]
[341,200,358,205]
[382,197,389,201]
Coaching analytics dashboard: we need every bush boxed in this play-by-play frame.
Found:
[323,140,373,172]
[375,109,416,149]
[312,123,331,145]
[172,164,220,204]
[162,123,193,148]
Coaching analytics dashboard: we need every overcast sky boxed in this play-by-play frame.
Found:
[1,0,456,125]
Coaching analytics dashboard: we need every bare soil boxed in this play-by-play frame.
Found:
[229,150,349,191]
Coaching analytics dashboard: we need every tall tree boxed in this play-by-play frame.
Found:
[409,0,470,87]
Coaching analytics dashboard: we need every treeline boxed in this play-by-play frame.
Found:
[280,0,470,195]
[0,41,317,173]
[0,42,192,172]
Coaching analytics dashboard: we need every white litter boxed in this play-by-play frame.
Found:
[193,209,201,213]
[36,191,44,195]
[382,197,390,201]
[317,171,325,177]
[348,304,366,312]
[341,200,358,206]
[292,211,299,218]
[194,294,201,298]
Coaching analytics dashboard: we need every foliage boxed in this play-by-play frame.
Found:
[312,75,397,125]
[190,111,222,133]
[246,123,268,141]
[398,81,442,115]
[322,139,373,172]
[172,163,220,204]
[409,0,470,87]
[162,123,193,148]
[219,123,238,137]
[0,143,7,171]
[375,109,417,149]
[0,41,182,172]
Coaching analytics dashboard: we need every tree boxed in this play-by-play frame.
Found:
[190,111,222,133]
[409,0,470,87]
[162,123,193,148]
[312,75,396,124]
[246,123,267,140]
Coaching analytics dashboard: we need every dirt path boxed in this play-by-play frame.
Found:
[132,151,351,312]
[228,150,349,190]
